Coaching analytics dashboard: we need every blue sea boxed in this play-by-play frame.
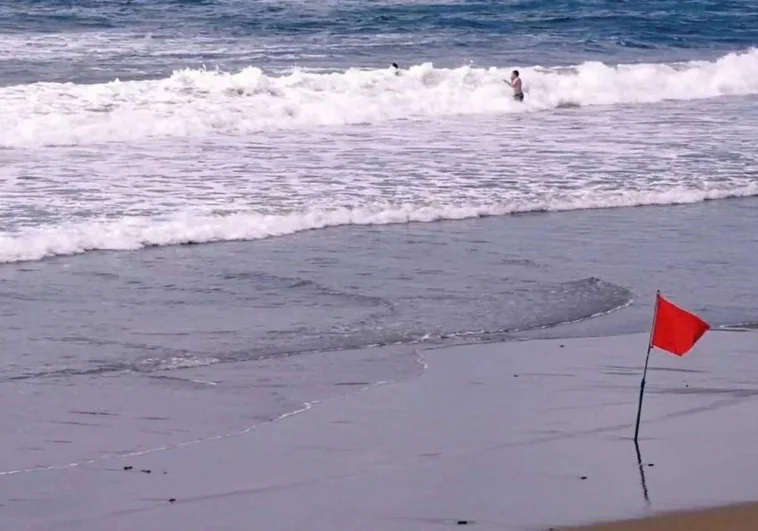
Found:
[0,1,757,524]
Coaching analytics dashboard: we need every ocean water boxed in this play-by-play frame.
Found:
[1,0,757,502]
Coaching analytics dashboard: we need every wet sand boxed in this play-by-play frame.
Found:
[3,330,758,530]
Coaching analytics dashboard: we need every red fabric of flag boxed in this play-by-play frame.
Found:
[651,293,710,356]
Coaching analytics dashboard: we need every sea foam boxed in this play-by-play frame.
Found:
[1,183,756,264]
[1,48,757,147]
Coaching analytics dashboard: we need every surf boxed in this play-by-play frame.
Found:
[1,183,757,264]
[1,48,757,147]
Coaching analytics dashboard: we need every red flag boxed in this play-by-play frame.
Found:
[651,293,710,356]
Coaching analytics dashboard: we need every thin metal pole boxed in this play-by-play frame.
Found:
[634,290,660,443]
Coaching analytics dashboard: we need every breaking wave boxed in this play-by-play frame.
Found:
[2,48,757,146]
[1,182,756,263]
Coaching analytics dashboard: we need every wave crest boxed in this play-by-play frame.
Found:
[2,48,757,146]
[2,183,756,264]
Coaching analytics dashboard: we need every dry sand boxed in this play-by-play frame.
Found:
[563,502,758,531]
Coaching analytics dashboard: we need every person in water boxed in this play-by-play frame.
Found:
[505,70,524,102]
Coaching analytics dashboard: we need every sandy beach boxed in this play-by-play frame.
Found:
[3,2,758,529]
[3,328,758,530]
[564,502,758,530]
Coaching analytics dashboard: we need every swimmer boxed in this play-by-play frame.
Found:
[504,70,524,102]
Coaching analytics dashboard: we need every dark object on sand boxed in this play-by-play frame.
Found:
[123,466,133,471]
[141,469,152,474]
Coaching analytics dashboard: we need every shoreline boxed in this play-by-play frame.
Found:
[4,330,758,530]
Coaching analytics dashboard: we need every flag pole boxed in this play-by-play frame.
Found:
[634,439,651,504]
[634,290,660,443]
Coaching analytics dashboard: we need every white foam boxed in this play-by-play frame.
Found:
[2,48,757,146]
[138,356,222,371]
[1,182,755,264]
